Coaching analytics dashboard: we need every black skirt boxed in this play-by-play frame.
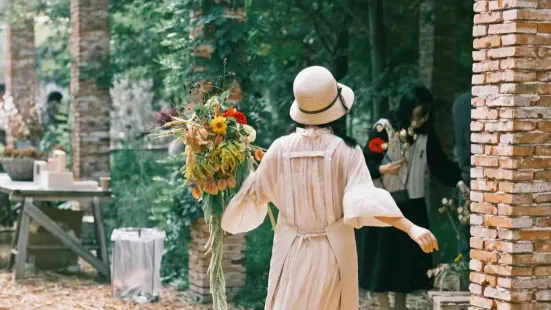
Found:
[356,197,433,293]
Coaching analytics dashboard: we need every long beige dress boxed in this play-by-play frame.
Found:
[221,127,403,310]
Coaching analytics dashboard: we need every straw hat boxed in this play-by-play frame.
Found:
[290,66,355,125]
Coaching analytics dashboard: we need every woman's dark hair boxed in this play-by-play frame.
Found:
[293,115,358,148]
[47,91,63,103]
[394,85,434,134]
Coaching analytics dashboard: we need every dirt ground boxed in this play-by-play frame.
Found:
[0,231,430,310]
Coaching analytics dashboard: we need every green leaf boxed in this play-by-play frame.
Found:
[220,90,231,102]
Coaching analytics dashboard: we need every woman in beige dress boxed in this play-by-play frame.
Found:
[221,66,439,310]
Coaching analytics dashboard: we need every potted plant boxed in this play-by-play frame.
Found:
[1,146,45,181]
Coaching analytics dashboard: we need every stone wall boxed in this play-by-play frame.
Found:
[70,0,111,179]
[5,19,36,145]
[188,219,246,303]
[470,1,551,308]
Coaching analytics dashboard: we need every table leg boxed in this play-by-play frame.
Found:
[14,210,30,279]
[92,197,110,282]
[7,201,25,271]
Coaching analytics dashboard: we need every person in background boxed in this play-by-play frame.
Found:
[42,91,63,128]
[452,92,472,256]
[0,84,6,146]
[356,85,469,310]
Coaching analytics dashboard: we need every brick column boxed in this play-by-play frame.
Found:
[471,1,551,308]
[187,2,246,303]
[5,17,36,146]
[70,0,111,179]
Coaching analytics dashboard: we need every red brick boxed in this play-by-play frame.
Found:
[499,181,551,193]
[471,295,496,309]
[473,156,500,167]
[535,193,551,203]
[498,277,536,289]
[517,230,551,240]
[472,202,499,215]
[500,107,551,119]
[536,60,551,70]
[473,74,486,85]
[475,12,503,24]
[475,36,502,49]
[472,97,487,107]
[484,215,534,228]
[500,58,536,70]
[470,283,484,295]
[537,217,551,227]
[538,122,551,132]
[488,46,536,59]
[473,50,488,61]
[473,85,500,97]
[484,264,533,276]
[484,192,532,204]
[485,145,533,156]
[500,132,551,144]
[499,158,551,169]
[472,180,499,191]
[474,25,489,37]
[538,71,551,82]
[541,0,551,9]
[536,171,551,180]
[474,60,501,73]
[470,259,485,273]
[502,33,551,45]
[500,0,538,9]
[474,1,489,12]
[472,133,500,144]
[536,96,551,106]
[471,226,499,239]
[471,271,498,286]
[472,121,485,132]
[488,22,537,34]
[535,266,551,276]
[484,168,533,181]
[472,214,485,226]
[535,290,551,301]
[474,108,500,120]
[500,253,551,264]
[487,71,536,83]
[498,205,551,216]
[503,9,551,21]
[485,120,536,131]
[500,82,539,94]
[472,167,485,179]
[535,242,551,252]
[472,237,486,250]
[473,144,485,154]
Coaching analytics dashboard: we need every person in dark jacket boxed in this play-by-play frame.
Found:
[356,85,469,310]
[453,92,472,256]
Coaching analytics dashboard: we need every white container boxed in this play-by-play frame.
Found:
[110,228,166,303]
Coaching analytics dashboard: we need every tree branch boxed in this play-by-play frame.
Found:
[294,0,335,54]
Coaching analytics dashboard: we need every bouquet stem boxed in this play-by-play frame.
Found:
[267,205,276,230]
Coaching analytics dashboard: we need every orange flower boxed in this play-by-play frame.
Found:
[254,149,264,161]
[192,187,202,200]
[227,176,237,189]
[217,179,228,191]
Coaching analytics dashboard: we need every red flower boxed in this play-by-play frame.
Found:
[223,108,248,125]
[368,137,386,153]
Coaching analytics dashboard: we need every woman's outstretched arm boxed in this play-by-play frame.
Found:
[375,216,439,253]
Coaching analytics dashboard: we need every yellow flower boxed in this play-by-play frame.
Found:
[210,117,227,135]
[454,253,463,262]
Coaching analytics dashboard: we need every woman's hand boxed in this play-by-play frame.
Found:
[379,160,404,175]
[407,225,439,253]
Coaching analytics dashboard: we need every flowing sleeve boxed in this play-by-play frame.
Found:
[343,146,404,228]
[221,139,281,235]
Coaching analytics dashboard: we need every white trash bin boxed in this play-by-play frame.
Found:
[111,228,166,303]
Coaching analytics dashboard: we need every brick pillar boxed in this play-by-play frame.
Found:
[5,17,36,146]
[70,0,111,180]
[470,1,551,308]
[187,2,246,303]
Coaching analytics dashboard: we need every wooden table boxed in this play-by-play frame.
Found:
[0,174,113,280]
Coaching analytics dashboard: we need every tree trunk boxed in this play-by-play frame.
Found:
[369,0,386,121]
